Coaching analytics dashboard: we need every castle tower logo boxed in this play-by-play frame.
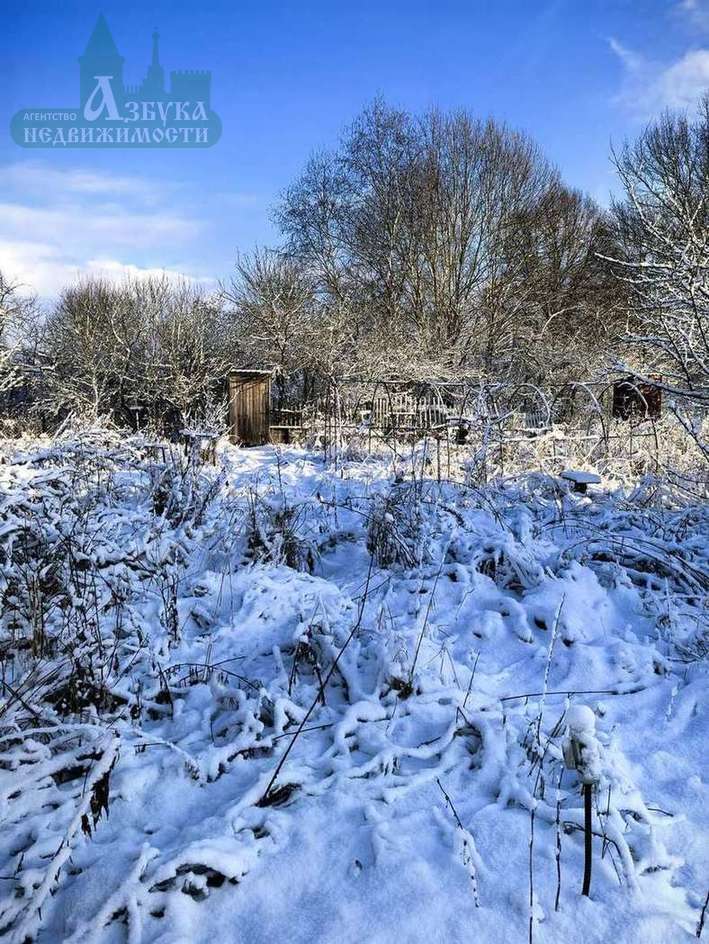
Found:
[11,14,221,148]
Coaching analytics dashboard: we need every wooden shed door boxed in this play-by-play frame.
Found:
[229,375,270,445]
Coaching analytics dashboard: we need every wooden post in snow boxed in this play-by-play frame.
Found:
[582,782,593,897]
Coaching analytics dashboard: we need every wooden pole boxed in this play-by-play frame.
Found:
[582,782,593,896]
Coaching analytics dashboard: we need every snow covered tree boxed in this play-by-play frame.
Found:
[607,95,709,461]
[43,276,230,432]
[0,272,35,399]
[275,101,617,385]
[223,250,317,405]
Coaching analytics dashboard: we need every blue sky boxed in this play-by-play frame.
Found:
[1,0,708,296]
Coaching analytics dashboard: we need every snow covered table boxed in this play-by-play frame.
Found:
[560,469,601,494]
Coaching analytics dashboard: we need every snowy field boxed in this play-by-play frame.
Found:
[0,431,707,943]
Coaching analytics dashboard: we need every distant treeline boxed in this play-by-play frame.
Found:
[0,95,707,440]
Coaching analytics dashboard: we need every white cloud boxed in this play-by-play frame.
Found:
[0,161,208,297]
[657,49,709,108]
[84,258,215,292]
[0,240,208,298]
[0,201,200,250]
[608,38,645,75]
[0,240,75,297]
[1,162,167,202]
[674,0,709,31]
[610,37,709,117]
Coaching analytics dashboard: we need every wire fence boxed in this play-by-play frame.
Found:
[282,378,706,488]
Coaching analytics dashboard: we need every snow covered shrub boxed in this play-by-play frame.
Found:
[366,483,426,568]
[147,451,223,528]
[0,724,120,943]
[245,489,317,572]
[675,624,709,664]
[446,514,546,596]
[0,433,204,722]
[158,569,181,645]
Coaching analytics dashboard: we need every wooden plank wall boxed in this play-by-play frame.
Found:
[228,373,271,445]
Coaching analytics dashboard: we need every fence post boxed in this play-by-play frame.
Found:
[582,782,593,896]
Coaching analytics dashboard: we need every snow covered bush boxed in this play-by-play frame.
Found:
[366,483,428,569]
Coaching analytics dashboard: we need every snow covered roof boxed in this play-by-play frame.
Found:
[228,368,273,376]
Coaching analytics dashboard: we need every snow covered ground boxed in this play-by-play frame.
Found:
[0,432,706,943]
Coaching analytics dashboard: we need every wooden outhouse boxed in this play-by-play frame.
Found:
[228,370,272,445]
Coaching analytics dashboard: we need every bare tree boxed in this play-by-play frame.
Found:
[223,250,316,404]
[275,101,613,386]
[0,272,38,400]
[144,278,230,428]
[43,276,230,432]
[507,183,622,381]
[43,278,125,420]
[605,94,709,461]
